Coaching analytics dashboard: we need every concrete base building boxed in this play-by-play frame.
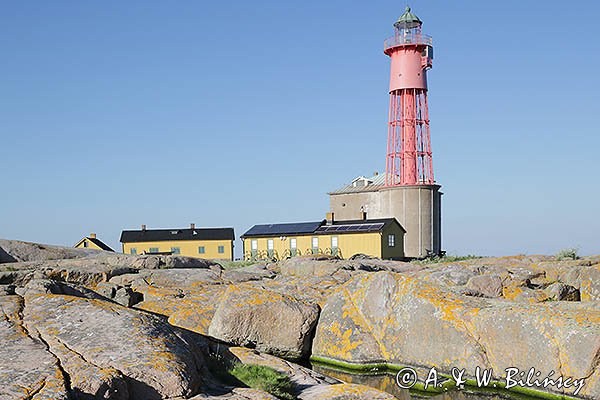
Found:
[329,174,442,259]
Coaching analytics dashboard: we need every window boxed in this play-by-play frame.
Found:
[311,237,319,254]
[218,245,225,254]
[83,241,88,248]
[267,239,274,257]
[251,240,258,256]
[198,246,205,254]
[388,234,396,247]
[130,248,137,255]
[149,247,159,253]
[171,247,180,254]
[290,238,297,256]
[331,236,339,256]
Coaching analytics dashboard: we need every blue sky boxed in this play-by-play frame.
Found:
[1,0,598,257]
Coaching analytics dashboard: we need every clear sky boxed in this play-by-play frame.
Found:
[1,0,599,257]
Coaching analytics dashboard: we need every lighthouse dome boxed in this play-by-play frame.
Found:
[394,6,422,29]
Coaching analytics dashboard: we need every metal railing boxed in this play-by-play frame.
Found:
[384,33,432,50]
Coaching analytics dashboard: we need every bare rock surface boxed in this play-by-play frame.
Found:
[189,388,279,399]
[222,264,276,283]
[131,255,222,271]
[312,270,600,399]
[0,238,101,263]
[0,295,69,400]
[3,239,600,399]
[298,383,398,400]
[208,285,320,359]
[23,293,203,400]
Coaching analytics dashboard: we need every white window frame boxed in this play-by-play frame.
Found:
[331,236,338,249]
[312,237,319,249]
[290,238,297,249]
[267,239,274,250]
[388,234,396,247]
[251,240,258,251]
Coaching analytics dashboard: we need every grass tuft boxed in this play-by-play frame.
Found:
[228,363,296,400]
[555,248,579,261]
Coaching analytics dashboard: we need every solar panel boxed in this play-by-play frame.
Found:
[245,221,323,236]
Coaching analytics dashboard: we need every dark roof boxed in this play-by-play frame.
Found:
[241,221,324,238]
[120,228,235,243]
[316,218,404,234]
[87,237,115,252]
[242,218,403,238]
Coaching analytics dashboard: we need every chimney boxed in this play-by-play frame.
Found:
[190,223,196,230]
[141,224,146,232]
[326,212,334,225]
[360,211,368,221]
[89,233,97,239]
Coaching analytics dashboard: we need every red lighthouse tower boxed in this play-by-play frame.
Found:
[385,7,434,186]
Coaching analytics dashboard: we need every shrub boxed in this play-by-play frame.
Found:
[229,363,296,400]
[555,248,579,261]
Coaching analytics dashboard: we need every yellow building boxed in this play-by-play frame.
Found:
[241,214,405,261]
[120,224,234,260]
[74,233,114,252]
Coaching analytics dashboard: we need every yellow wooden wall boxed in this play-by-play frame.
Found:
[122,240,233,260]
[243,224,405,260]
[242,232,380,260]
[74,238,105,251]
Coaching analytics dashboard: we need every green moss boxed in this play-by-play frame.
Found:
[229,363,296,400]
[310,356,581,400]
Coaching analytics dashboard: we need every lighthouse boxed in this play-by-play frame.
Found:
[385,6,434,186]
[329,6,442,259]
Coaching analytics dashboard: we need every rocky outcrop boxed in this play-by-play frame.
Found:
[190,388,279,399]
[3,239,600,399]
[0,239,101,263]
[23,293,204,399]
[298,383,398,400]
[130,255,222,271]
[312,271,600,399]
[222,264,276,283]
[208,286,320,359]
[0,295,70,400]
